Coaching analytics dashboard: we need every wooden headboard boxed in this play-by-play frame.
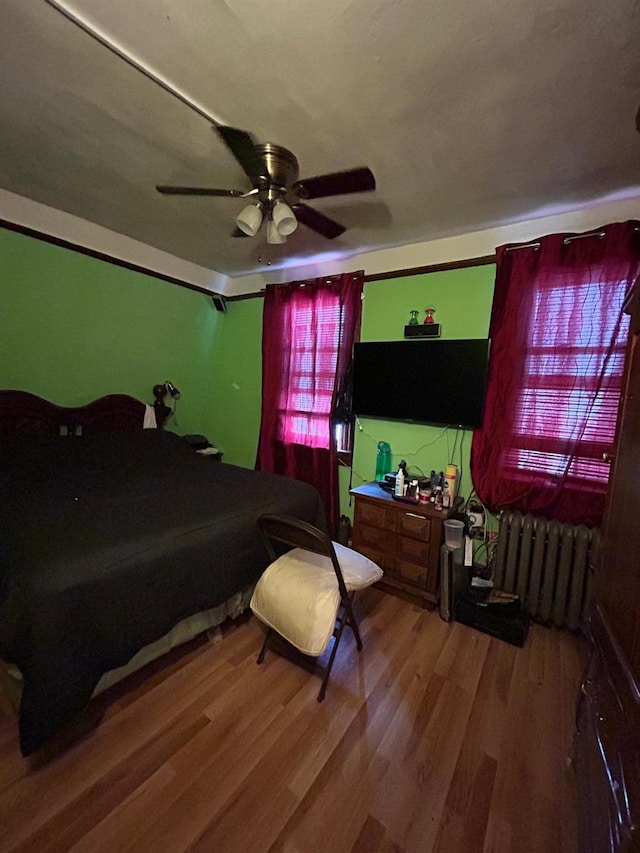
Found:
[0,391,152,437]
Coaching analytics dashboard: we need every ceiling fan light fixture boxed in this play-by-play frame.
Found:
[157,125,375,244]
[272,200,298,236]
[235,202,263,236]
[267,217,287,245]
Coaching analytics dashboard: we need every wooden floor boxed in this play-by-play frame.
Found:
[0,588,584,853]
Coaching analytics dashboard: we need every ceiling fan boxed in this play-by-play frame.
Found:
[156,125,376,243]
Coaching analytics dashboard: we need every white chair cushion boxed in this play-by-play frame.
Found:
[250,543,383,657]
[330,543,384,591]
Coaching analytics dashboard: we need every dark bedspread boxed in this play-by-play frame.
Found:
[0,429,325,755]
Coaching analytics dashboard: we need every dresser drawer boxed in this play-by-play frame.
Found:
[396,559,429,587]
[397,511,432,542]
[356,499,397,531]
[355,543,386,571]
[397,535,430,565]
[356,522,386,551]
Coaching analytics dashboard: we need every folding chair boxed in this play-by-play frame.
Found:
[250,514,383,701]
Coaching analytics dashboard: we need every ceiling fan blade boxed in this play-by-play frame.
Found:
[156,185,244,197]
[215,125,264,186]
[293,166,375,200]
[232,226,251,238]
[292,203,346,239]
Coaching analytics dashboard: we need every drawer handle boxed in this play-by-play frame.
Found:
[404,512,424,519]
[580,678,593,698]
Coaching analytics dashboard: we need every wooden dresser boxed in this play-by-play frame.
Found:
[350,482,455,608]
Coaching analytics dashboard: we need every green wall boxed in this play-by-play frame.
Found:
[1,229,227,444]
[1,228,496,502]
[205,297,264,466]
[347,264,496,519]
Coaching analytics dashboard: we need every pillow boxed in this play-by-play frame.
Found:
[250,543,382,657]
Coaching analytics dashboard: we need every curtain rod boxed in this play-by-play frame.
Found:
[505,231,604,251]
[505,225,640,252]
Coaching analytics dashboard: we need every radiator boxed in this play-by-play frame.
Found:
[492,510,600,630]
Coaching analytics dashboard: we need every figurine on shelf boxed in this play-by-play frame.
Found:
[408,310,420,326]
[424,307,436,325]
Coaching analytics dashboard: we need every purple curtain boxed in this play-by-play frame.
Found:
[256,271,363,536]
[471,221,640,527]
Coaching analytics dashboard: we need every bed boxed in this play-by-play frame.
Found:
[0,390,325,756]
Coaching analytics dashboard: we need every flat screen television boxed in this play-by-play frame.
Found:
[351,338,490,428]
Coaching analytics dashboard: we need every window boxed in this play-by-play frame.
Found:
[470,221,639,527]
[256,272,363,533]
[279,301,345,448]
[508,281,629,488]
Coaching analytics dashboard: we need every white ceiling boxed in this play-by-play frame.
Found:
[1,0,639,286]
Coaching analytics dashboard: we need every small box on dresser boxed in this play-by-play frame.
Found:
[349,482,458,608]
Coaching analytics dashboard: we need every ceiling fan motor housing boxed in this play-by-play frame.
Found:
[255,143,299,205]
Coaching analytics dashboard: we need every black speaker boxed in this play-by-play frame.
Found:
[404,323,441,338]
[212,294,227,313]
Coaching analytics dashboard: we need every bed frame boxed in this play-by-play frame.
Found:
[0,389,166,436]
[0,388,246,731]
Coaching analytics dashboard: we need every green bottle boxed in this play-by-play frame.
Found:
[375,441,392,481]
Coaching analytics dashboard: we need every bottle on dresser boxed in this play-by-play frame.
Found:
[443,464,458,508]
[394,460,409,497]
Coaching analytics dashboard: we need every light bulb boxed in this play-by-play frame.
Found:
[272,200,298,236]
[267,218,286,244]
[235,202,263,237]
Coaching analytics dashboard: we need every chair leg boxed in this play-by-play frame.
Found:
[317,600,358,702]
[350,618,363,652]
[345,593,363,651]
[257,627,272,664]
[317,620,345,702]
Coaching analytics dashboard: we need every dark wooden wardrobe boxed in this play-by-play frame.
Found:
[574,283,640,852]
